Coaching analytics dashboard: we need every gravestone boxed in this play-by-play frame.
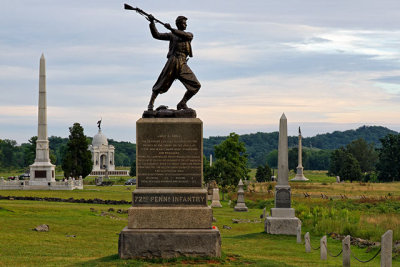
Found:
[234,179,248,212]
[305,232,311,253]
[210,188,222,208]
[207,180,218,201]
[296,225,302,243]
[342,235,350,267]
[381,230,393,267]
[118,118,221,258]
[320,235,327,260]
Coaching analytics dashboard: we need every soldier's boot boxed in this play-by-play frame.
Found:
[177,91,195,110]
[148,92,159,111]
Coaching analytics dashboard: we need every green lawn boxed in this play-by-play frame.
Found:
[0,170,399,266]
[0,197,397,266]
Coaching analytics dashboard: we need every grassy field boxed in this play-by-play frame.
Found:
[0,170,399,266]
[0,199,392,266]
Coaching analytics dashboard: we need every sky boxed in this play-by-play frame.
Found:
[1,0,400,144]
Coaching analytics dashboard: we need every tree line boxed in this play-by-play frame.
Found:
[1,125,399,182]
[204,125,397,168]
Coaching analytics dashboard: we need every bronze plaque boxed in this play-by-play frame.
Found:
[35,170,47,178]
[136,118,203,188]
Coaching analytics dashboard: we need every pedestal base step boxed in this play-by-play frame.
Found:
[118,227,221,259]
[265,217,301,235]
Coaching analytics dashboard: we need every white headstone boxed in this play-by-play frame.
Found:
[342,235,350,267]
[210,188,222,208]
[305,232,311,253]
[320,235,327,260]
[296,225,302,243]
[381,230,393,267]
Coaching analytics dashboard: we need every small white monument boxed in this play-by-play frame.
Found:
[265,113,301,235]
[29,54,56,186]
[234,179,248,212]
[291,126,309,181]
[210,188,222,208]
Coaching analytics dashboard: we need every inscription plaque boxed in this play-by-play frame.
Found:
[275,188,291,208]
[133,193,207,206]
[137,119,202,188]
[35,170,47,178]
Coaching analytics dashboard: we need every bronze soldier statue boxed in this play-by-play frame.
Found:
[147,14,201,111]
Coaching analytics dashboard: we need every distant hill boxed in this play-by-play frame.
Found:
[204,126,398,168]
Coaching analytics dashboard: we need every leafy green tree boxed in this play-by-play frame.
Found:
[329,148,362,182]
[0,139,17,168]
[209,133,250,186]
[129,159,136,177]
[377,134,400,182]
[255,163,272,182]
[305,149,331,170]
[203,155,212,183]
[24,136,37,166]
[346,138,378,173]
[62,123,93,178]
[266,149,278,169]
[288,147,307,172]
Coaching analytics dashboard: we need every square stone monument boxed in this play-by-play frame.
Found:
[118,118,221,258]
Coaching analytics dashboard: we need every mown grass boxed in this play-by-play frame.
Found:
[1,170,399,266]
[0,199,391,266]
[0,185,134,201]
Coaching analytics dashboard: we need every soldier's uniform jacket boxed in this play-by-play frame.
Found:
[150,23,193,59]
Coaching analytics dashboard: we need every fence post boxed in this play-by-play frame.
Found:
[297,225,302,244]
[381,230,392,267]
[342,235,350,267]
[320,235,327,260]
[305,232,311,253]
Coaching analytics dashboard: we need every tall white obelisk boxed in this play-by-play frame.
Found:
[29,54,55,186]
[291,127,308,181]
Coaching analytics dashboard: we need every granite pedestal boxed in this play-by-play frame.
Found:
[118,118,221,259]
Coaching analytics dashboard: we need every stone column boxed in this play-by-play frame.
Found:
[381,230,393,267]
[29,54,55,186]
[277,114,288,186]
[342,235,350,267]
[320,235,327,260]
[291,126,308,181]
[305,232,311,253]
[265,114,301,235]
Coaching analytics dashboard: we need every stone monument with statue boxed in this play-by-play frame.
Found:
[265,114,301,235]
[119,4,221,258]
[291,127,308,181]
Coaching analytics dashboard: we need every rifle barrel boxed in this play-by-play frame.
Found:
[124,3,166,26]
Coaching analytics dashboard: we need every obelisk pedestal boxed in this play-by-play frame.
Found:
[265,114,301,235]
[291,127,308,181]
[118,118,221,259]
[29,54,55,187]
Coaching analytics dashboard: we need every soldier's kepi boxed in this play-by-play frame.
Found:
[147,14,201,111]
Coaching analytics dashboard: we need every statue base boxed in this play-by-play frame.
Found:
[290,166,309,181]
[143,106,196,118]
